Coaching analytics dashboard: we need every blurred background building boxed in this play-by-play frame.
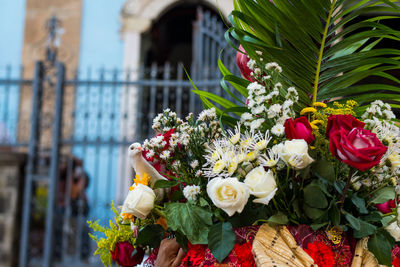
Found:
[0,0,235,266]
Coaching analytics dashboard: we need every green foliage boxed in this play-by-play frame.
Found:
[208,222,236,263]
[165,202,213,244]
[196,0,400,118]
[231,0,400,107]
[87,203,136,267]
[136,224,165,248]
[368,229,396,266]
[369,186,396,204]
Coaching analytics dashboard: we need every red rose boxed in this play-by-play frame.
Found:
[326,114,365,137]
[375,199,397,214]
[111,242,145,267]
[304,241,335,267]
[236,45,254,82]
[329,127,387,172]
[284,117,315,144]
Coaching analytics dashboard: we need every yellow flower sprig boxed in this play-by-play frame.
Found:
[129,173,151,191]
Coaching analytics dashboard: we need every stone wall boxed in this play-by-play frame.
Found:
[0,152,26,267]
[17,0,82,146]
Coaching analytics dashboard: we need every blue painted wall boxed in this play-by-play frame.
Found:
[0,0,26,142]
[75,0,126,222]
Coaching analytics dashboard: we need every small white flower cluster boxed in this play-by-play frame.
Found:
[362,100,396,121]
[196,108,222,140]
[240,65,298,133]
[183,185,201,201]
[360,103,400,187]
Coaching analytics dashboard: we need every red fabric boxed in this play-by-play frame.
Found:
[232,242,256,267]
[393,258,400,267]
[326,114,365,138]
[111,242,145,267]
[284,117,315,144]
[305,241,335,267]
[236,45,254,82]
[329,127,387,172]
[288,225,356,267]
[375,199,397,214]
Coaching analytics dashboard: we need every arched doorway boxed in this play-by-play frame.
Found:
[141,3,220,69]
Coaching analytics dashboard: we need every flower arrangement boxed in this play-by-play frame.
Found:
[89,0,400,266]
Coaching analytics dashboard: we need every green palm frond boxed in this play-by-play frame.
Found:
[230,0,400,109]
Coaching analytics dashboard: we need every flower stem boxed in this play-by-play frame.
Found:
[340,168,354,212]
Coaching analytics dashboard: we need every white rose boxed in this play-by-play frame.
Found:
[385,220,400,242]
[207,177,250,216]
[244,166,277,205]
[121,184,155,219]
[276,139,314,170]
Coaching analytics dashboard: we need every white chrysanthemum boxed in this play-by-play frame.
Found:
[198,108,216,121]
[183,185,201,201]
[146,150,155,158]
[251,131,271,151]
[195,170,203,177]
[160,150,171,160]
[247,59,256,70]
[252,105,266,115]
[282,100,294,110]
[265,62,282,73]
[190,160,199,169]
[240,112,253,122]
[268,104,282,118]
[258,149,280,167]
[250,118,265,131]
[271,124,285,136]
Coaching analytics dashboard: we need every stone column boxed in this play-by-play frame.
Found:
[116,12,152,202]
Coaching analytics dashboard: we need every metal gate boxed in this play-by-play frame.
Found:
[0,7,241,267]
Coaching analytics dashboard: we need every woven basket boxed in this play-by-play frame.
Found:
[252,224,384,267]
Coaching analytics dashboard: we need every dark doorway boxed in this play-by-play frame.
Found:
[142,3,220,68]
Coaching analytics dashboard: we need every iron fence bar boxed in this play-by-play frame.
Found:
[61,157,74,262]
[19,61,44,267]
[0,79,33,85]
[43,62,65,267]
[2,66,11,127]
[64,79,220,87]
[162,62,171,110]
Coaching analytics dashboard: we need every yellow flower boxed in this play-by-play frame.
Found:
[311,120,324,125]
[130,173,151,190]
[246,151,258,161]
[313,102,327,108]
[213,160,226,174]
[227,160,238,174]
[121,212,134,221]
[300,107,317,115]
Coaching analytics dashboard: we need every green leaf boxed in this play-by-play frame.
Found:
[329,202,341,226]
[199,197,210,207]
[208,222,236,263]
[353,220,377,239]
[345,213,361,231]
[303,204,325,220]
[267,212,289,226]
[303,184,328,209]
[165,202,213,244]
[368,229,395,266]
[351,194,369,214]
[310,222,328,231]
[313,159,335,182]
[361,212,382,223]
[175,231,189,252]
[136,224,165,248]
[153,179,178,189]
[370,187,396,204]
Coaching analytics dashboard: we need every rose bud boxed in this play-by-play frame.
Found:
[329,127,387,172]
[236,45,254,82]
[111,242,145,267]
[284,117,315,144]
[326,114,365,138]
[375,199,397,214]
